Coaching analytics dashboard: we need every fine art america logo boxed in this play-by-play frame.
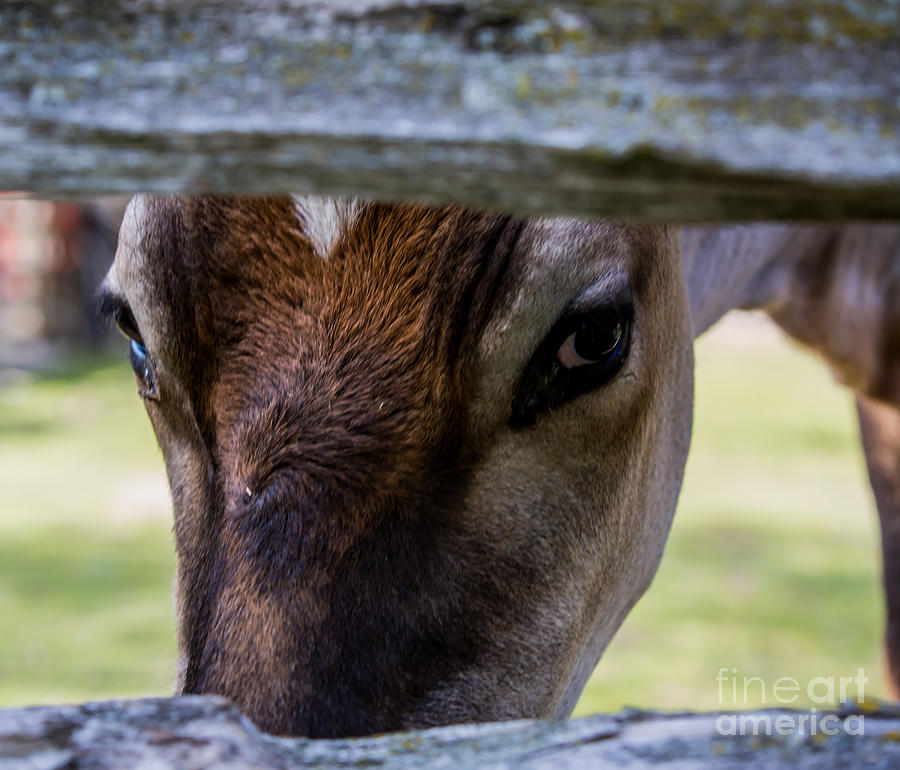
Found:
[715,667,868,737]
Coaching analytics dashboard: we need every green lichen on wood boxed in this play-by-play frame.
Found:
[3,696,900,768]
[0,0,897,217]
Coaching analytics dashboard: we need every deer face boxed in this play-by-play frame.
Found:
[100,195,693,737]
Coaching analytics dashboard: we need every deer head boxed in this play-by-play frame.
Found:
[99,195,694,737]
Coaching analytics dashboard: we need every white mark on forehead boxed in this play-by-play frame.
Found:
[292,195,362,260]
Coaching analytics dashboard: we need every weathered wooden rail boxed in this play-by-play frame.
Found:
[3,696,900,769]
[1,0,898,219]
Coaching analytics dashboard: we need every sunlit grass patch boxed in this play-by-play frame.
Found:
[0,354,176,705]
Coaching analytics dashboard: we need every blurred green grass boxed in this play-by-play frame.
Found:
[0,355,177,705]
[0,314,886,712]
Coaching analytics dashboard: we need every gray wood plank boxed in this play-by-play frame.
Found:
[1,2,898,215]
[2,695,898,768]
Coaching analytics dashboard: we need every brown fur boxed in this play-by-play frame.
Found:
[104,196,693,737]
[108,203,900,737]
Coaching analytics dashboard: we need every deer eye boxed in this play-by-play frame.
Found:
[510,303,632,428]
[129,339,159,401]
[557,309,626,369]
[111,305,158,400]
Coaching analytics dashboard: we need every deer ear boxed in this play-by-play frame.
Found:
[681,223,900,404]
[679,224,794,339]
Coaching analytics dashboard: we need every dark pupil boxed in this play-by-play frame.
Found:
[573,311,623,362]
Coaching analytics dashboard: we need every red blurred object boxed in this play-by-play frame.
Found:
[0,198,125,349]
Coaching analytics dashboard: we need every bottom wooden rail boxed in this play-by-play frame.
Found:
[2,695,899,769]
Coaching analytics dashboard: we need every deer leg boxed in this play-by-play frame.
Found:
[857,395,900,698]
